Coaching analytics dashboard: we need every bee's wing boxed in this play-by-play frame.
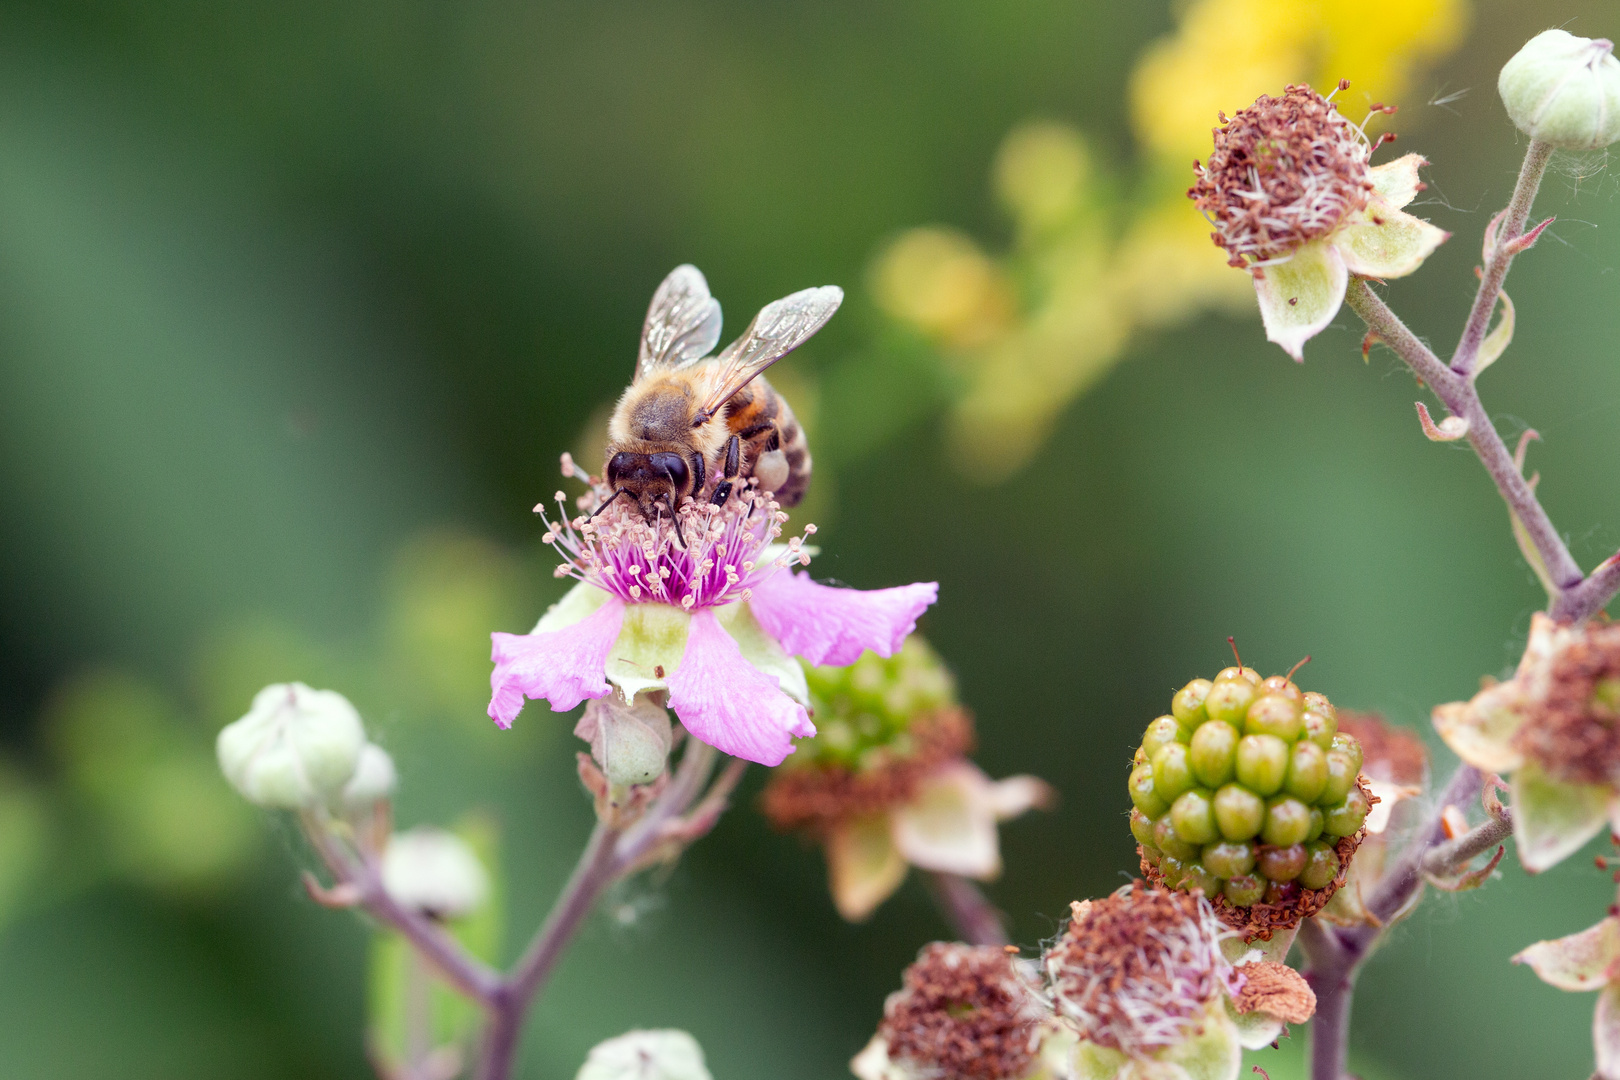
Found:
[699,285,843,414]
[637,265,724,381]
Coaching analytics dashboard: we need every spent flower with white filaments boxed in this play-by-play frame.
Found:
[489,458,938,766]
[1189,81,1448,360]
[851,883,1318,1080]
[1044,883,1315,1080]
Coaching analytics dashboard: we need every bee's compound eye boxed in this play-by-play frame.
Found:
[607,452,639,485]
[649,452,689,493]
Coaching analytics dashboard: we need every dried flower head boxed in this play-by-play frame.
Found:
[1435,614,1620,872]
[1188,82,1448,361]
[1191,83,1374,268]
[854,943,1048,1080]
[1511,619,1620,787]
[1046,884,1234,1054]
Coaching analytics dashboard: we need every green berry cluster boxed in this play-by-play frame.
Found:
[795,637,957,770]
[1128,666,1369,907]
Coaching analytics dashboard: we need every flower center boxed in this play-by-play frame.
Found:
[1189,83,1374,268]
[1513,621,1620,786]
[538,461,814,611]
[1046,883,1232,1054]
[879,943,1042,1080]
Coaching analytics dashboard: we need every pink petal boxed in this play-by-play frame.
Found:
[748,572,938,667]
[665,609,814,766]
[487,598,624,727]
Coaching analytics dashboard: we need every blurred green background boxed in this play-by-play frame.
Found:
[2,0,1619,1077]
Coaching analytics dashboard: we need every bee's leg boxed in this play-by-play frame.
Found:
[688,451,706,495]
[710,434,742,505]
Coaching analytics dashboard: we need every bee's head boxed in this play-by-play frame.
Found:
[604,450,690,523]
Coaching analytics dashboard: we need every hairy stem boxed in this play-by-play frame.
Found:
[1452,139,1552,377]
[1345,281,1585,596]
[1302,764,1485,1080]
[1420,808,1513,876]
[1345,138,1620,622]
[475,740,732,1080]
[299,811,502,1005]
[925,872,1010,947]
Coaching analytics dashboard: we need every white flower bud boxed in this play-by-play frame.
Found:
[1499,29,1620,149]
[575,696,673,793]
[576,1030,713,1080]
[381,827,489,919]
[341,743,397,809]
[216,683,366,810]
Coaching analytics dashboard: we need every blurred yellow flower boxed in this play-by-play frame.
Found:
[871,0,1469,482]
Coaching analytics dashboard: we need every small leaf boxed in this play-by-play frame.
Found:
[1415,402,1468,441]
[1474,289,1516,375]
[1502,216,1556,257]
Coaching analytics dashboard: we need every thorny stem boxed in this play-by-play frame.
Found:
[1302,763,1487,1080]
[1452,139,1552,377]
[474,739,732,1080]
[1345,282,1590,600]
[302,738,739,1080]
[1345,138,1620,623]
[925,872,1011,947]
[299,810,502,1005]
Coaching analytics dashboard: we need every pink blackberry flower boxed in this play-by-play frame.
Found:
[487,459,938,766]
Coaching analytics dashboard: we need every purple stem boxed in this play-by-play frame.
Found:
[1301,763,1485,1080]
[300,812,502,1005]
[1451,139,1552,377]
[925,872,1011,947]
[474,740,727,1080]
[1344,138,1620,622]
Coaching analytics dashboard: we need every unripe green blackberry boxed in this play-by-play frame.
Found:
[1130,666,1371,937]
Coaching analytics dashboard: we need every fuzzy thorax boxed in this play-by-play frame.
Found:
[538,472,813,611]
[1190,83,1375,268]
[1046,883,1235,1055]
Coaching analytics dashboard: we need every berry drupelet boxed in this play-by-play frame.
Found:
[1127,664,1372,936]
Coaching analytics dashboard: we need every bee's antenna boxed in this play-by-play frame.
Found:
[1227,636,1243,670]
[587,487,630,520]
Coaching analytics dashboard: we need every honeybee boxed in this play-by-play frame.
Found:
[599,264,841,525]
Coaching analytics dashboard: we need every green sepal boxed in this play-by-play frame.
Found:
[1512,761,1611,873]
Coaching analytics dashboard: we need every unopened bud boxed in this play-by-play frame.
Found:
[217,683,366,809]
[381,827,489,919]
[576,1030,712,1080]
[576,695,673,795]
[341,743,397,809]
[1499,30,1620,150]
